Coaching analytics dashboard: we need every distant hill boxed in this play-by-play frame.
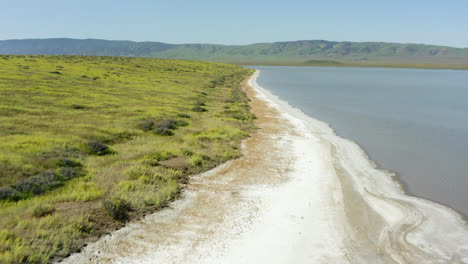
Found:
[1,38,468,67]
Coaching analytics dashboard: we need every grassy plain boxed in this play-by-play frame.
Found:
[0,55,254,263]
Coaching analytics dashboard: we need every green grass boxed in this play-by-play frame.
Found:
[0,55,255,263]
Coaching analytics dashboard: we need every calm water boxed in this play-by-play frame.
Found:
[253,66,468,217]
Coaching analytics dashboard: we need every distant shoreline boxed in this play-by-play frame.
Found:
[238,61,468,70]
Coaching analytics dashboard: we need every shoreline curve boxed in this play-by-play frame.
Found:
[60,70,468,264]
[249,70,468,263]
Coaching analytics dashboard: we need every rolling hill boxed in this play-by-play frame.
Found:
[1,38,468,67]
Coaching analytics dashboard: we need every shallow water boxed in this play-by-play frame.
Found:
[252,66,468,217]
[61,71,468,263]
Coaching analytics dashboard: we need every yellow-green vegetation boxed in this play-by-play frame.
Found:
[0,55,254,263]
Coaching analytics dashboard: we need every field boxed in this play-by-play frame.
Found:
[0,55,254,263]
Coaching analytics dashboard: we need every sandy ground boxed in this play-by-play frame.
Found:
[61,71,468,264]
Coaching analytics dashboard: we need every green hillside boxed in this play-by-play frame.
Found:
[1,39,468,68]
[0,55,254,263]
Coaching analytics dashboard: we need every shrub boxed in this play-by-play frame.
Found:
[154,126,174,136]
[71,104,86,109]
[58,166,81,180]
[87,140,112,155]
[153,119,187,136]
[139,120,155,131]
[49,71,62,75]
[32,204,55,217]
[0,186,15,200]
[191,105,207,112]
[4,166,82,200]
[195,100,206,106]
[157,119,177,130]
[56,158,81,167]
[112,131,135,143]
[13,170,61,195]
[175,120,188,127]
[103,198,131,221]
[177,113,190,119]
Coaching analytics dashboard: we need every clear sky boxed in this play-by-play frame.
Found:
[1,0,467,47]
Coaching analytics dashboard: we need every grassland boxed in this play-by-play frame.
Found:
[0,55,254,263]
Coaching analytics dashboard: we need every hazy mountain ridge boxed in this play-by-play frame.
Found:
[1,38,467,65]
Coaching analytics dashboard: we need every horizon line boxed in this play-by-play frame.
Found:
[1,37,466,49]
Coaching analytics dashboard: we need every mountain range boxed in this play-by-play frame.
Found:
[1,38,468,67]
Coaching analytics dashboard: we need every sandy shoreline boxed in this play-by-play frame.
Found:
[61,71,468,264]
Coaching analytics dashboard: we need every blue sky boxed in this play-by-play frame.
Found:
[1,0,467,47]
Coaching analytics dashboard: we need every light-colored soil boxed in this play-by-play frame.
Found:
[61,72,468,264]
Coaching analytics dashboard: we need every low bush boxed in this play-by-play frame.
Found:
[191,105,207,112]
[139,120,155,131]
[1,165,83,201]
[177,113,190,119]
[157,119,177,130]
[103,198,131,221]
[13,170,61,195]
[58,166,81,180]
[153,119,188,136]
[87,140,112,155]
[154,126,174,136]
[195,100,206,106]
[0,187,15,200]
[56,158,81,167]
[175,120,188,127]
[71,104,86,109]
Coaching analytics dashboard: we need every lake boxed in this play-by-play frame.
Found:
[252,66,468,217]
